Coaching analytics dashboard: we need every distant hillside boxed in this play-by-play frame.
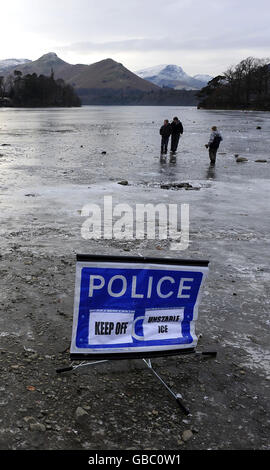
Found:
[77,86,198,106]
[0,58,31,74]
[67,58,159,92]
[2,52,199,105]
[136,64,212,90]
[5,53,88,82]
[5,53,158,91]
[193,74,213,84]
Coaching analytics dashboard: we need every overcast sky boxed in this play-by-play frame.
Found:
[1,0,269,76]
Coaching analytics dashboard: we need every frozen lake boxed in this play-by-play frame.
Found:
[0,105,270,188]
[0,105,270,255]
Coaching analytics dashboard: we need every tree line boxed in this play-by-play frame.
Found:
[0,70,81,107]
[197,57,270,110]
[76,87,198,106]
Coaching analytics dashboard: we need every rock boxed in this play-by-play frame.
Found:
[29,353,38,360]
[236,157,248,162]
[118,180,129,186]
[29,422,46,432]
[182,429,193,442]
[256,126,261,129]
[160,182,199,190]
[186,186,200,191]
[23,416,36,424]
[101,151,106,155]
[255,159,267,163]
[75,406,88,422]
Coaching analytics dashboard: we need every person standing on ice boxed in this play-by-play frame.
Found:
[170,116,183,154]
[159,119,172,155]
[205,126,223,165]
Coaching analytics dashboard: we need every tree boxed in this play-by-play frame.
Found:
[198,57,270,110]
[3,71,81,107]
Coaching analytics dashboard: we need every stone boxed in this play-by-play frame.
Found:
[182,430,193,442]
[23,416,36,424]
[236,157,248,162]
[29,422,46,432]
[75,406,88,421]
[160,182,199,190]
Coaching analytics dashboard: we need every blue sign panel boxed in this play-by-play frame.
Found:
[70,258,208,356]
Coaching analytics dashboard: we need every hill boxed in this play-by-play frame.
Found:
[5,53,158,91]
[4,53,88,82]
[0,58,31,73]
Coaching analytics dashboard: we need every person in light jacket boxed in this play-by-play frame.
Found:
[205,126,223,165]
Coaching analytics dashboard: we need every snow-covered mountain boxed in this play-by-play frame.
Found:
[136,64,212,90]
[0,58,32,74]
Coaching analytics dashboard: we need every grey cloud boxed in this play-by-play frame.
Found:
[59,32,270,55]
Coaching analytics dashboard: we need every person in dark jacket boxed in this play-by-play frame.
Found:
[170,116,183,154]
[159,119,172,154]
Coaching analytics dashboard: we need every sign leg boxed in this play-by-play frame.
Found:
[142,359,190,415]
[56,360,108,374]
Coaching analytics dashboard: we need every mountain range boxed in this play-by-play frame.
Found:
[0,53,203,105]
[136,64,212,90]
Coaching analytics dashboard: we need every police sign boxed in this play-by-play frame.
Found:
[70,255,209,359]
